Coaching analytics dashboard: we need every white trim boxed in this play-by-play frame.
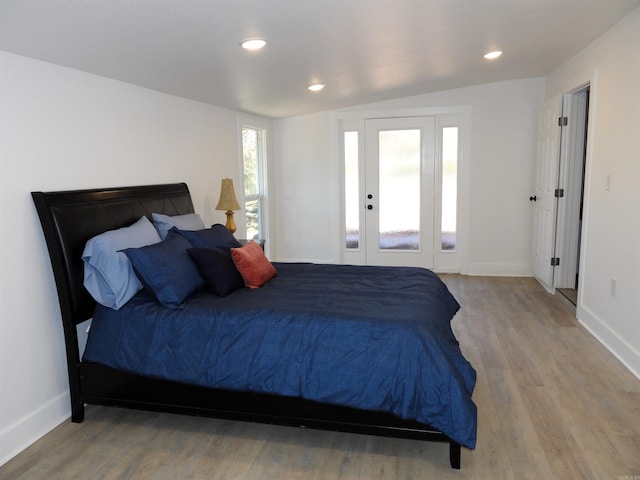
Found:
[459,109,472,275]
[577,305,640,380]
[467,262,533,277]
[574,69,598,321]
[0,392,69,466]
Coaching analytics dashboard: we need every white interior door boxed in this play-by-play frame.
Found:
[554,89,588,290]
[363,117,435,267]
[532,96,562,291]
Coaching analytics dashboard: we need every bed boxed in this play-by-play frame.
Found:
[32,182,476,469]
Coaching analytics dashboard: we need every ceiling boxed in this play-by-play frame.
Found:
[2,0,639,118]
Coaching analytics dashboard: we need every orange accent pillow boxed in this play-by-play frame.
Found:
[230,241,277,289]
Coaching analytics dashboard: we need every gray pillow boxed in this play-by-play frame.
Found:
[152,212,205,239]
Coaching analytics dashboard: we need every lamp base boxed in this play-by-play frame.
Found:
[224,210,237,234]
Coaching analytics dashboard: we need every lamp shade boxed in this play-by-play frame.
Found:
[215,178,241,211]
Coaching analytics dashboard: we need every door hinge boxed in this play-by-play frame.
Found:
[558,116,568,126]
[551,257,560,266]
[555,188,565,198]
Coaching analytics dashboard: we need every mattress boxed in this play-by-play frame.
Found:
[83,262,477,448]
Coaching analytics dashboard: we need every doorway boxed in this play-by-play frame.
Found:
[340,109,467,271]
[532,85,589,303]
[342,116,435,268]
[556,86,589,305]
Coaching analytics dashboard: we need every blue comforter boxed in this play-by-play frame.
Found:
[83,263,477,448]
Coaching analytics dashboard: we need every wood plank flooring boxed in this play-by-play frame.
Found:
[2,275,639,479]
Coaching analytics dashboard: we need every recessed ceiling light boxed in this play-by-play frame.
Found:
[483,51,502,60]
[241,38,267,51]
[308,83,326,92]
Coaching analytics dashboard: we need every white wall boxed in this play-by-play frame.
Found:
[0,51,268,465]
[545,7,640,377]
[271,77,545,275]
[3,4,638,467]
[271,114,341,263]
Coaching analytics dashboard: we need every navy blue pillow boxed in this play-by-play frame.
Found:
[173,224,241,251]
[187,247,245,296]
[124,232,205,309]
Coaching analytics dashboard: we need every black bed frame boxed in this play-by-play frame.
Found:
[31,183,462,469]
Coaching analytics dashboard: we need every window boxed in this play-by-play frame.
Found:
[378,128,421,251]
[344,131,360,249]
[441,126,458,251]
[241,125,266,240]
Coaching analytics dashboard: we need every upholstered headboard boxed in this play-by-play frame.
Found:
[32,183,195,327]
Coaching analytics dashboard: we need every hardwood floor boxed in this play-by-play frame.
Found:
[557,287,578,306]
[2,276,638,479]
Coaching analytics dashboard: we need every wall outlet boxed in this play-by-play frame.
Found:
[610,278,617,297]
[605,174,611,191]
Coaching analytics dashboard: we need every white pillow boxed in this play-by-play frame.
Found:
[82,216,161,309]
[151,212,205,239]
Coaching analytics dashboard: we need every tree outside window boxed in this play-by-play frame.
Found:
[241,126,265,240]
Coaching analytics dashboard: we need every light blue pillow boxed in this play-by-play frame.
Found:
[152,212,205,240]
[124,231,205,309]
[82,216,161,310]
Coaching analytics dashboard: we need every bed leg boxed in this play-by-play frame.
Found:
[449,441,461,469]
[71,402,85,423]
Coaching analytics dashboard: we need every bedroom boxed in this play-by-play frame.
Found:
[1,0,639,476]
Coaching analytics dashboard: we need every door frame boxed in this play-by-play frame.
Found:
[532,82,591,296]
[336,107,471,272]
[554,86,589,290]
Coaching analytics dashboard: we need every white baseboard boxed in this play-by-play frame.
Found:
[0,391,70,466]
[466,262,533,277]
[577,304,640,380]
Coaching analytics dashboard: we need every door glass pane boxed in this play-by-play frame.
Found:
[344,131,360,249]
[378,129,420,250]
[441,127,458,251]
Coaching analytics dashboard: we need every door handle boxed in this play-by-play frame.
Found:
[529,196,537,202]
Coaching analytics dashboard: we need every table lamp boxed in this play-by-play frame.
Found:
[215,178,241,233]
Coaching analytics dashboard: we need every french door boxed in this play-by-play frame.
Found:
[345,116,435,267]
